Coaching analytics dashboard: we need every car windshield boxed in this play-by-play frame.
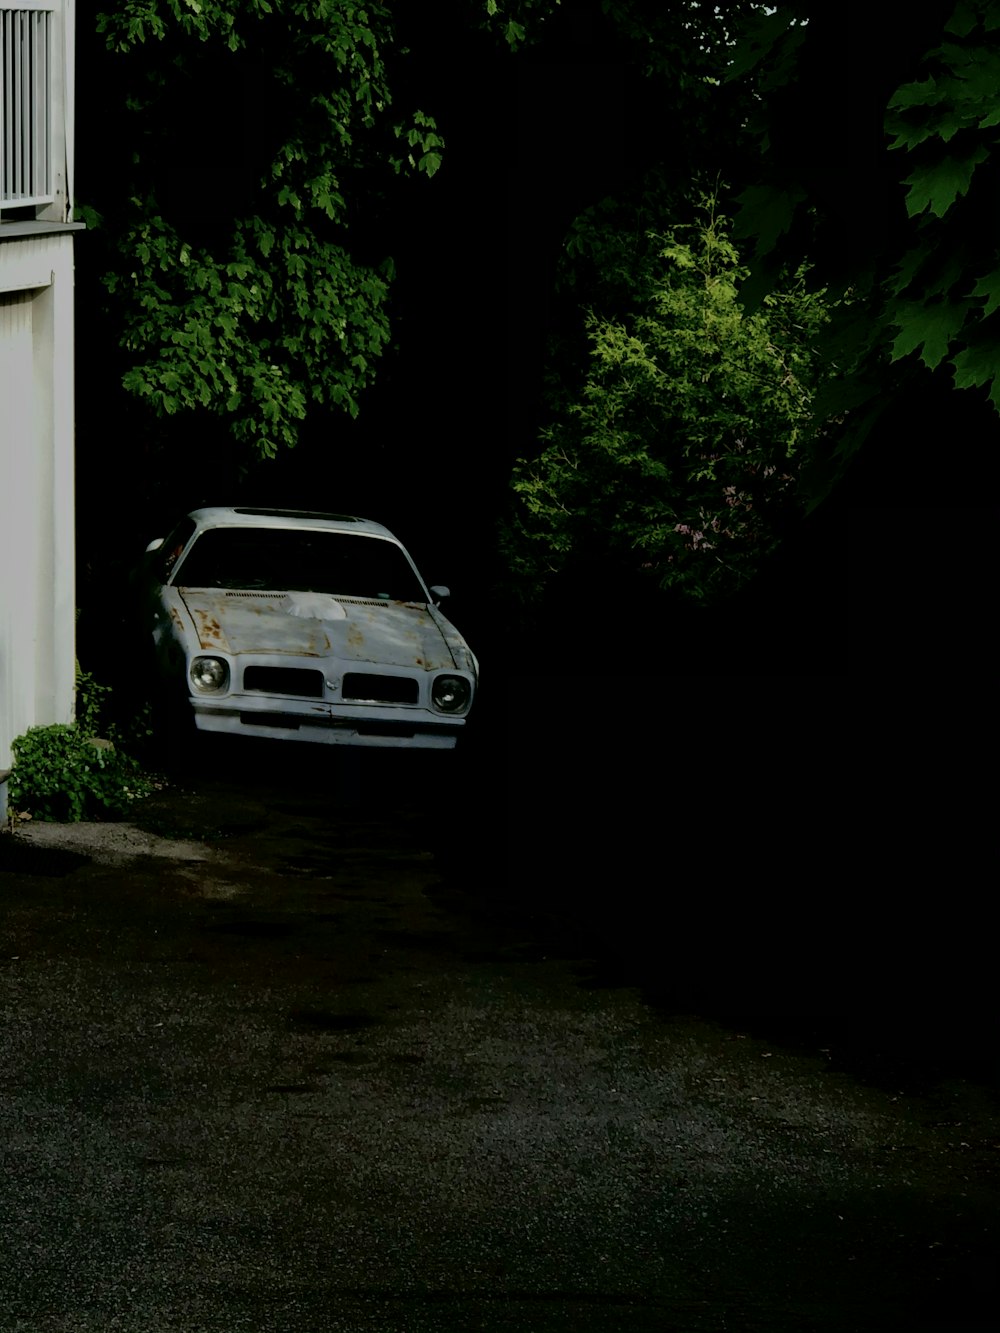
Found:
[172,528,428,603]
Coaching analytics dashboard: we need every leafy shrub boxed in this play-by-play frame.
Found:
[8,725,154,823]
[74,667,113,737]
[8,667,156,823]
[76,661,155,758]
[503,191,843,607]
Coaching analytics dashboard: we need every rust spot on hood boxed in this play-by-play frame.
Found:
[194,608,226,649]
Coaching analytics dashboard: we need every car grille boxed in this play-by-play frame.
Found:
[342,673,419,704]
[243,666,325,697]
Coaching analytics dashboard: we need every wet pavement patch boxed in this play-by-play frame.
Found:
[463,940,551,964]
[376,928,456,954]
[204,918,300,939]
[280,853,338,876]
[286,1008,380,1033]
[134,788,265,841]
[137,819,218,840]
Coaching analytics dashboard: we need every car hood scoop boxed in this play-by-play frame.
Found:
[177,589,455,668]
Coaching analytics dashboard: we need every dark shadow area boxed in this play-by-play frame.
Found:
[849,505,998,674]
[654,1013,1000,1094]
[0,838,92,877]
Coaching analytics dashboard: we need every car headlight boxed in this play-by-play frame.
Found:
[431,674,472,714]
[190,656,230,693]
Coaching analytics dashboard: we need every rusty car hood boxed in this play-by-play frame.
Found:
[175,589,457,668]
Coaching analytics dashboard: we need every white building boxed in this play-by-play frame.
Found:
[1,0,82,801]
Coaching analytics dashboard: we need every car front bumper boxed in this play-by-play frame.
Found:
[190,693,466,749]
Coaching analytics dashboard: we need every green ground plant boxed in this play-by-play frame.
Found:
[8,671,156,823]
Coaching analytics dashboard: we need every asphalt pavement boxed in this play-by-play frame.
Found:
[1,744,997,1332]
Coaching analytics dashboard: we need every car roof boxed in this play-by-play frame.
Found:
[186,507,399,541]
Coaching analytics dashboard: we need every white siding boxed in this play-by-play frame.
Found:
[0,228,75,770]
[0,289,35,769]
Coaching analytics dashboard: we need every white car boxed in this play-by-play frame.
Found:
[141,507,478,749]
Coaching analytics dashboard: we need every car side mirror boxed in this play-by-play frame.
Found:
[429,585,450,605]
[146,537,164,554]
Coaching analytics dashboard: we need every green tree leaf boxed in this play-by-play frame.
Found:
[732,184,807,257]
[902,145,989,217]
[951,338,1000,389]
[887,74,943,110]
[889,298,970,368]
[945,1,978,36]
[969,265,1000,315]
